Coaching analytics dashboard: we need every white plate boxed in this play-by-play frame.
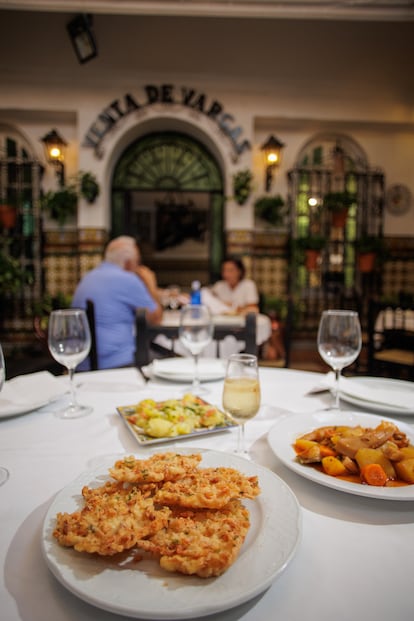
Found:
[268,410,414,501]
[153,357,226,382]
[41,449,301,619]
[339,377,414,414]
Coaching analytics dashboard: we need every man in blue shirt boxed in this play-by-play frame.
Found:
[72,236,162,369]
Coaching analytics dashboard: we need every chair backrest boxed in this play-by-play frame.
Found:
[86,299,99,371]
[367,299,414,379]
[135,308,257,368]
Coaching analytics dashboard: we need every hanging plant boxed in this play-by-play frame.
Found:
[40,184,78,227]
[79,171,100,204]
[233,169,253,205]
[254,195,286,226]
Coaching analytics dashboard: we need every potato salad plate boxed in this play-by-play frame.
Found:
[268,410,414,501]
[116,394,236,445]
[41,449,302,619]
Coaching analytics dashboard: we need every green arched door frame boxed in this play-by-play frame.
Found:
[111,131,224,280]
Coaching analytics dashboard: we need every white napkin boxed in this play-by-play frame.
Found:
[0,371,65,416]
[306,372,413,410]
[306,372,335,394]
[338,376,413,410]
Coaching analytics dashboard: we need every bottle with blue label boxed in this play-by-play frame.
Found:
[190,280,201,304]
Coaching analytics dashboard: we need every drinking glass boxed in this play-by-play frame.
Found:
[222,353,261,457]
[317,309,362,410]
[0,344,10,485]
[178,304,213,394]
[48,309,93,418]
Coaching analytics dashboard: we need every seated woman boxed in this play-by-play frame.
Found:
[210,257,259,315]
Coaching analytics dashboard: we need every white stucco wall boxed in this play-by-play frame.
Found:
[0,10,413,235]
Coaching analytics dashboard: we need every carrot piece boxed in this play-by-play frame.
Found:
[360,463,388,487]
[319,445,337,458]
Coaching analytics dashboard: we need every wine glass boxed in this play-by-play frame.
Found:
[222,353,261,457]
[48,309,93,418]
[317,309,362,410]
[0,344,10,485]
[178,304,213,394]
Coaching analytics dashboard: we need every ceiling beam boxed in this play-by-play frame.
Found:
[0,0,413,21]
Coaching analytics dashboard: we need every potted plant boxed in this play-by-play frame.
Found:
[233,169,253,205]
[323,191,355,227]
[254,195,286,227]
[0,203,18,229]
[41,184,78,226]
[294,235,326,270]
[79,171,100,204]
[355,235,384,273]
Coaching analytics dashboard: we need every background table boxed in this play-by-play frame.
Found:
[1,366,413,621]
[158,310,272,358]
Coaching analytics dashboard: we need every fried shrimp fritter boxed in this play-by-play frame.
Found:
[53,486,170,556]
[53,452,261,578]
[136,500,250,577]
[153,467,260,509]
[109,452,202,484]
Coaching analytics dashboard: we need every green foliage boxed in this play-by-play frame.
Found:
[41,170,100,225]
[32,292,72,317]
[323,191,355,212]
[0,237,33,294]
[233,169,253,205]
[262,296,288,320]
[355,235,384,253]
[254,195,286,226]
[293,235,326,251]
[41,184,78,226]
[79,171,100,203]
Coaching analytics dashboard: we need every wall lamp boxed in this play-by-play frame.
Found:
[261,135,285,192]
[41,129,67,186]
[67,14,98,64]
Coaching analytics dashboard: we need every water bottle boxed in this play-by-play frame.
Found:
[190,280,201,305]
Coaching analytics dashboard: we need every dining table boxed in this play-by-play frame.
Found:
[156,309,272,358]
[1,365,414,621]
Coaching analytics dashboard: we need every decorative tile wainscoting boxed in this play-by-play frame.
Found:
[226,229,289,300]
[42,228,108,298]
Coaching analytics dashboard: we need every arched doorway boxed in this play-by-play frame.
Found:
[111,131,224,287]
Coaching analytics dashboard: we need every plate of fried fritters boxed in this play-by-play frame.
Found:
[42,449,302,619]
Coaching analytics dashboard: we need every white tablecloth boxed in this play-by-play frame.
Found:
[1,366,414,621]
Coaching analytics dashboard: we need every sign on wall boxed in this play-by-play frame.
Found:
[82,84,251,159]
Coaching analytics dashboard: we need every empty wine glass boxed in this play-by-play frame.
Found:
[317,309,362,410]
[48,309,93,418]
[178,304,213,394]
[222,353,261,457]
[0,344,10,485]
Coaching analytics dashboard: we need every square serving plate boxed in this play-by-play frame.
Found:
[116,399,236,445]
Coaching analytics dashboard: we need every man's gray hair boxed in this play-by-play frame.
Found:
[104,236,139,267]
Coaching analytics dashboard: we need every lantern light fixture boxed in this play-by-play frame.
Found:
[261,135,285,192]
[41,129,67,186]
[67,14,98,65]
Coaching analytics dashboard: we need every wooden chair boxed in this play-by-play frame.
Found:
[86,299,99,371]
[135,308,257,368]
[367,299,414,380]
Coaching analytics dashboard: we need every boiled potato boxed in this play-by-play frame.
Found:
[398,446,414,460]
[394,457,414,483]
[355,448,396,480]
[321,456,347,477]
